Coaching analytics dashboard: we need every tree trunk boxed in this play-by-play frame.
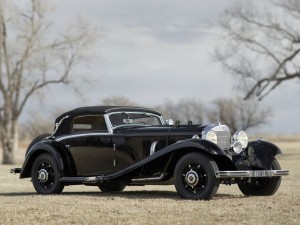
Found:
[1,120,18,164]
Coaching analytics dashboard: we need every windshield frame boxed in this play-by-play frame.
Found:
[105,111,164,132]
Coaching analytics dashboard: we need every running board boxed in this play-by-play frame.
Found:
[131,173,166,183]
[216,170,289,178]
[60,177,98,183]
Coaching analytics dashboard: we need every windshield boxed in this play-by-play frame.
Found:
[108,112,162,128]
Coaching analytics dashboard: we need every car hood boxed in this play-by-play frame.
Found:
[115,124,208,137]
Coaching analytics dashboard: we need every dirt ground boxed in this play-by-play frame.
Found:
[0,138,299,225]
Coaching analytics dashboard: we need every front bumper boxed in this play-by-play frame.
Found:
[216,170,289,178]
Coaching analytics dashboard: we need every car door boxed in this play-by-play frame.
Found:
[60,115,116,176]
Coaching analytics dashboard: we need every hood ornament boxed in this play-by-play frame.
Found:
[216,114,221,125]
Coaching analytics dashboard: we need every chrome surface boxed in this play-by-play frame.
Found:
[56,132,111,142]
[150,140,158,155]
[60,176,98,183]
[166,119,175,125]
[49,115,69,138]
[38,169,49,182]
[216,114,221,125]
[232,141,243,154]
[202,124,231,150]
[216,170,290,178]
[192,134,200,139]
[106,111,164,131]
[215,130,231,150]
[185,169,199,187]
[233,130,248,148]
[131,173,166,182]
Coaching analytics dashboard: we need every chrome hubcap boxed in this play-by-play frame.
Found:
[38,169,49,182]
[185,169,199,187]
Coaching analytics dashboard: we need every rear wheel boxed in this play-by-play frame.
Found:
[238,159,282,196]
[31,154,64,194]
[174,152,219,200]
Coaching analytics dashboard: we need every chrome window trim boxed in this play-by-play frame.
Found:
[71,114,109,133]
[105,111,164,132]
[55,132,111,142]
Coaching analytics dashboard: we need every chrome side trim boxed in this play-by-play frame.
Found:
[131,173,166,183]
[56,132,111,142]
[49,115,69,139]
[216,170,289,178]
[60,176,98,183]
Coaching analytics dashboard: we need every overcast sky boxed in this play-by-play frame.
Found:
[23,0,300,134]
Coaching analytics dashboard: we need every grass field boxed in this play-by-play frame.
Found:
[0,138,299,225]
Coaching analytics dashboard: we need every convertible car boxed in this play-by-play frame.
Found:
[11,106,289,200]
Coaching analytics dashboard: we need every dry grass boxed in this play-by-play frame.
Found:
[0,138,299,225]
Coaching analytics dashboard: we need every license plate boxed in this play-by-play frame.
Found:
[250,170,272,177]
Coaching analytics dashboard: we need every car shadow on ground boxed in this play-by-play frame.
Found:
[0,191,246,200]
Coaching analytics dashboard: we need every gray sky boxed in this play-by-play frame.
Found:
[24,0,300,134]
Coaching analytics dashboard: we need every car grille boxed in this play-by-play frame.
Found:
[215,131,231,150]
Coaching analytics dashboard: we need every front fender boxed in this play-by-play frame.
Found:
[244,140,282,170]
[20,141,64,178]
[167,138,228,156]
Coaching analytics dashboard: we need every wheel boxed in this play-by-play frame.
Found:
[98,183,126,192]
[238,159,282,196]
[26,134,51,156]
[174,152,219,200]
[31,153,64,194]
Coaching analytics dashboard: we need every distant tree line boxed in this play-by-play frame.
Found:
[20,95,273,141]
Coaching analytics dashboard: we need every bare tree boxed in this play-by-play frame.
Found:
[157,98,204,124]
[0,0,97,164]
[214,0,300,100]
[20,115,53,142]
[102,96,137,106]
[207,97,273,132]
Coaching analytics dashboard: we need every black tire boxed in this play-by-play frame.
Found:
[26,134,51,156]
[98,183,126,192]
[31,153,64,194]
[238,159,282,196]
[174,152,219,200]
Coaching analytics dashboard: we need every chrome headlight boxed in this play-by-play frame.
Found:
[204,130,218,145]
[233,130,248,148]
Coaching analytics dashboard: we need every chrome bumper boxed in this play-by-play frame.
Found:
[216,170,289,178]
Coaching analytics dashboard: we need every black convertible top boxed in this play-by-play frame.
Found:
[55,106,161,123]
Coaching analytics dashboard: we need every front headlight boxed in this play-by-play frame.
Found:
[233,130,248,148]
[205,130,218,145]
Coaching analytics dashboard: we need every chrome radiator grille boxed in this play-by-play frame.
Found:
[215,131,231,149]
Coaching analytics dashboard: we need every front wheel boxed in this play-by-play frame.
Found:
[238,159,282,196]
[31,153,64,194]
[174,153,219,200]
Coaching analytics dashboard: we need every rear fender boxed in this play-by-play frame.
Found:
[20,142,64,178]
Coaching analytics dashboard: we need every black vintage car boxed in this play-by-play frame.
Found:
[11,106,289,200]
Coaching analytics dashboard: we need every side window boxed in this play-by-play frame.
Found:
[72,115,108,133]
